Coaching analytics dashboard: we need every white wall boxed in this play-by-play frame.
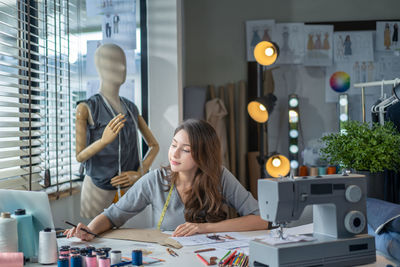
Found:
[183,0,400,158]
[147,0,183,168]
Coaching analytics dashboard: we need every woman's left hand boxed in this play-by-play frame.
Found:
[110,171,141,188]
[172,222,208,237]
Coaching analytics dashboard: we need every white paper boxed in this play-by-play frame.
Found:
[102,12,136,50]
[170,232,248,246]
[333,31,374,63]
[376,21,400,52]
[255,233,315,245]
[275,23,305,64]
[245,20,276,62]
[86,0,136,17]
[303,25,333,66]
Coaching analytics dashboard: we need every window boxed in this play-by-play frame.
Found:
[0,0,148,194]
[0,0,80,193]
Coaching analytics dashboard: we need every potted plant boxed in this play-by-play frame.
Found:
[320,120,400,199]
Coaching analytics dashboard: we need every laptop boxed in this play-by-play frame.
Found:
[0,189,55,256]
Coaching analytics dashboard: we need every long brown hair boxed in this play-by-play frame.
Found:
[164,119,227,223]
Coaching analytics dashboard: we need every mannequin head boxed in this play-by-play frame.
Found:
[95,44,127,93]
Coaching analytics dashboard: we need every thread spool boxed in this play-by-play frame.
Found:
[0,252,24,267]
[309,166,318,176]
[110,250,121,265]
[85,254,97,267]
[71,255,82,267]
[131,250,143,266]
[0,212,18,252]
[86,246,96,256]
[12,209,36,259]
[318,166,326,175]
[38,228,58,264]
[100,247,112,257]
[327,166,337,174]
[98,256,110,267]
[298,165,308,176]
[58,258,69,267]
[96,250,106,262]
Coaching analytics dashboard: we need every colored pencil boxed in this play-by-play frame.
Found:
[196,254,210,266]
[194,248,216,253]
[222,250,237,265]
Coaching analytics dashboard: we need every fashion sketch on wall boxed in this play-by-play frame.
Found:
[86,0,136,17]
[246,20,276,62]
[333,31,374,63]
[303,25,333,66]
[376,21,400,51]
[274,23,305,64]
[102,12,136,49]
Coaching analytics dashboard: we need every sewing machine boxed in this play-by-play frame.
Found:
[250,174,376,267]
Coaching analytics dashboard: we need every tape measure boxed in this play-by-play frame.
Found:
[157,183,174,230]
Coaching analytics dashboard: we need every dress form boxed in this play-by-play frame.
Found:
[75,44,159,218]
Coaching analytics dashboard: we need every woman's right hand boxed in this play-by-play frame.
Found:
[63,223,95,241]
[101,114,126,145]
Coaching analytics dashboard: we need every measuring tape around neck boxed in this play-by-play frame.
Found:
[157,183,174,230]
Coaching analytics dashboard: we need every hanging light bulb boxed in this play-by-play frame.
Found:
[272,157,282,167]
[266,154,290,178]
[254,41,279,66]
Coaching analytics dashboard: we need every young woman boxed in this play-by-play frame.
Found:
[65,119,269,240]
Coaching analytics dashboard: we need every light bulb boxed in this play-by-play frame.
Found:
[289,98,299,107]
[289,129,298,138]
[265,47,275,57]
[340,114,348,121]
[339,98,348,106]
[290,160,299,169]
[289,145,299,154]
[289,110,298,123]
[259,104,266,111]
[272,157,282,167]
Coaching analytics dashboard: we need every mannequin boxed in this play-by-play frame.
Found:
[76,43,159,218]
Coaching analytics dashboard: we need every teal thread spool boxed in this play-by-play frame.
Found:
[318,166,327,175]
[13,209,36,259]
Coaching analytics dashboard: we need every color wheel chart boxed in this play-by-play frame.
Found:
[330,71,350,92]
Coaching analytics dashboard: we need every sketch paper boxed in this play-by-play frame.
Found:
[170,232,248,246]
[275,23,305,64]
[102,12,136,50]
[374,51,400,81]
[86,0,136,17]
[246,20,276,62]
[333,31,374,63]
[376,21,400,52]
[303,25,333,66]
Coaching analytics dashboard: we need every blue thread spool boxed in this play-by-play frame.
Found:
[131,250,143,266]
[58,258,69,267]
[13,209,36,259]
[318,166,326,175]
[71,255,82,267]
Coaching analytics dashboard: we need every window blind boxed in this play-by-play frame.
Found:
[0,0,81,192]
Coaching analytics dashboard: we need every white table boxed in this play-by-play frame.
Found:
[27,230,397,267]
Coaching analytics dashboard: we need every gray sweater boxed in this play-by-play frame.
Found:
[103,167,260,230]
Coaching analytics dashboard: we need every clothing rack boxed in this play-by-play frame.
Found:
[354,78,400,122]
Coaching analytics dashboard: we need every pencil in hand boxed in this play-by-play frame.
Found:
[63,221,99,238]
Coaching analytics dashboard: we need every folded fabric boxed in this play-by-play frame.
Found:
[367,198,400,234]
[368,224,400,262]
